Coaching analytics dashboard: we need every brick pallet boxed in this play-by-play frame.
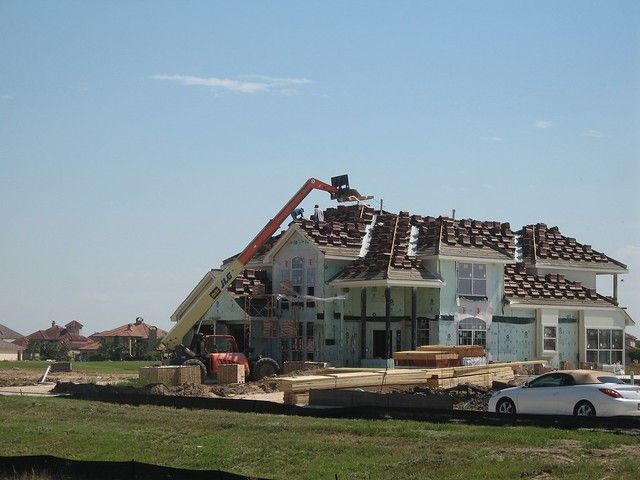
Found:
[139,365,201,386]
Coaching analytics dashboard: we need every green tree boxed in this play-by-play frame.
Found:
[628,347,640,363]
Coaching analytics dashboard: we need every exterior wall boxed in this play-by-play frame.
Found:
[0,352,22,361]
[207,290,247,323]
[487,319,536,362]
[438,259,504,316]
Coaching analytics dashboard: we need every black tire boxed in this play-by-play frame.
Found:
[251,357,279,381]
[574,400,596,417]
[183,359,207,383]
[496,397,516,415]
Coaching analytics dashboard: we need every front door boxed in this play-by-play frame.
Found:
[373,330,386,358]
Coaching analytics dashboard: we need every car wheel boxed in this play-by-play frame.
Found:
[574,400,596,417]
[496,398,516,415]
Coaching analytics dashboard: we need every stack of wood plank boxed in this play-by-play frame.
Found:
[394,345,486,367]
[278,360,546,404]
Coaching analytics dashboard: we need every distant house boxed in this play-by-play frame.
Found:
[91,317,166,357]
[0,339,25,361]
[0,323,23,343]
[14,321,100,360]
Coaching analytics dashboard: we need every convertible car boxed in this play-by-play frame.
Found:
[488,370,640,417]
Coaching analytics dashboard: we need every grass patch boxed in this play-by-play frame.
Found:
[1,396,639,479]
[0,360,158,374]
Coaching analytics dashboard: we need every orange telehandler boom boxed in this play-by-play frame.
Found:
[162,175,371,351]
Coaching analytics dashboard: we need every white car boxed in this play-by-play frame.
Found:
[488,370,640,417]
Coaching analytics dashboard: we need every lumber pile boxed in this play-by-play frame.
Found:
[279,360,546,404]
[394,345,486,367]
[139,365,201,386]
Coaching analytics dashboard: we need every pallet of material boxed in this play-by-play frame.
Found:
[416,344,486,357]
[394,351,459,367]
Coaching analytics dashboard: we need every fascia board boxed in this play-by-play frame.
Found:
[533,263,628,274]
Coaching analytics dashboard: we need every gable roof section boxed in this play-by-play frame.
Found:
[293,204,375,258]
[331,211,443,287]
[413,216,516,261]
[504,263,617,307]
[519,224,627,272]
[0,323,23,340]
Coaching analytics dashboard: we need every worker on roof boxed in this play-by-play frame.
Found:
[291,207,304,220]
[314,204,324,222]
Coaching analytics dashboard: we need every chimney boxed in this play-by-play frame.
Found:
[51,321,56,327]
[135,317,144,325]
[452,209,456,220]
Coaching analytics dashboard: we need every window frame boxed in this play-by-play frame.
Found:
[457,262,487,298]
[543,325,557,352]
[457,317,487,347]
[586,328,624,365]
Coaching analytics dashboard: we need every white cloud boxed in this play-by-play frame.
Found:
[480,136,504,142]
[534,120,553,129]
[151,74,312,94]
[583,129,606,139]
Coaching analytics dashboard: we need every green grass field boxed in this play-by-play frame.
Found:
[1,396,638,479]
[0,360,158,374]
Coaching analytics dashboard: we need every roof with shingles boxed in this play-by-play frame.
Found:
[0,323,23,340]
[504,263,616,307]
[330,211,441,284]
[13,323,96,350]
[412,216,516,260]
[93,320,167,340]
[519,224,627,271]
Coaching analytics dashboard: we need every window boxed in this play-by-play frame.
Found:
[543,326,557,351]
[457,263,486,297]
[417,318,429,347]
[586,329,623,364]
[458,317,486,347]
[528,373,574,388]
[396,329,402,352]
[291,257,304,286]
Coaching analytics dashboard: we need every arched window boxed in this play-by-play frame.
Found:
[458,317,487,347]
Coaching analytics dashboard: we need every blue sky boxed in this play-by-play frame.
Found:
[1,1,639,337]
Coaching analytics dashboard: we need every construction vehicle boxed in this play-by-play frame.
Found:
[163,175,372,381]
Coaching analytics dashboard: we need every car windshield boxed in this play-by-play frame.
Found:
[597,376,625,384]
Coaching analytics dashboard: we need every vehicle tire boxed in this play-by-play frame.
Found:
[183,359,207,383]
[496,398,516,415]
[573,400,596,417]
[251,357,279,380]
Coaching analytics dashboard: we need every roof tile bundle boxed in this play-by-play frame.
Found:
[519,224,624,269]
[229,269,271,296]
[296,204,374,249]
[411,216,515,258]
[503,263,615,306]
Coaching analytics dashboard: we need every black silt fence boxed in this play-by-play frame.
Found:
[0,455,267,480]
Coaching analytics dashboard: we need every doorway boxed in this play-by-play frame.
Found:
[373,330,387,358]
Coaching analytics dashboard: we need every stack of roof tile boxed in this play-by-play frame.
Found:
[412,216,515,258]
[296,204,374,249]
[229,269,271,296]
[519,224,621,267]
[503,263,614,305]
